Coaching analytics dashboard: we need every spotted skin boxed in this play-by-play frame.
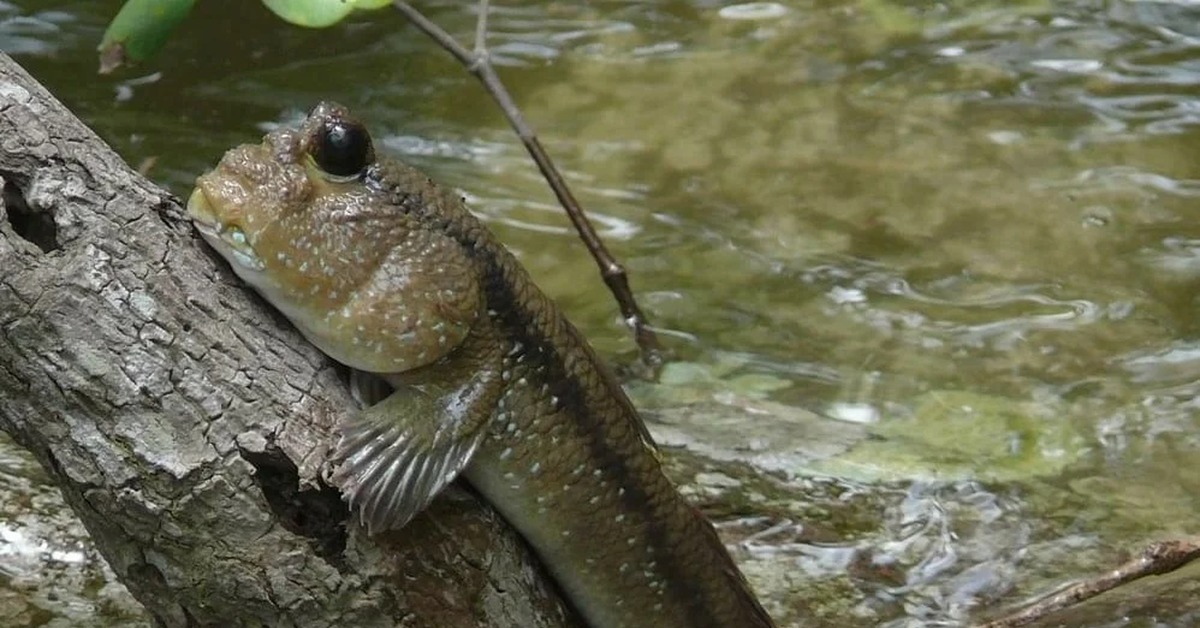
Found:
[188,103,775,628]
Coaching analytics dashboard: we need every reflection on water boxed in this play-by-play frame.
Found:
[3,0,1200,625]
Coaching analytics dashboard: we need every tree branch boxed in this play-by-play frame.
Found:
[976,537,1200,628]
[0,51,578,628]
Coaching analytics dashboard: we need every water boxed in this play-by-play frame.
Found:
[3,0,1200,625]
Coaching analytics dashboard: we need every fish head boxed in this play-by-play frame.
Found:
[188,102,482,373]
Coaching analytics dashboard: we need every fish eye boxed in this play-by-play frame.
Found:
[310,118,374,178]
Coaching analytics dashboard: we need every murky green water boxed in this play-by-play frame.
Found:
[3,0,1200,625]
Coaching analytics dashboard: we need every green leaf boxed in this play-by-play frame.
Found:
[98,0,197,73]
[261,0,391,28]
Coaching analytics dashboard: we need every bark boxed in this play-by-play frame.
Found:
[0,52,578,628]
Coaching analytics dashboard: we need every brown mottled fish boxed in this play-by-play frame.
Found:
[187,102,775,628]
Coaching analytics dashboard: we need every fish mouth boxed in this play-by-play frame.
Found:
[186,185,265,272]
[186,187,222,238]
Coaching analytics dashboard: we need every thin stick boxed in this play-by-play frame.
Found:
[975,537,1200,628]
[473,0,489,55]
[391,0,664,371]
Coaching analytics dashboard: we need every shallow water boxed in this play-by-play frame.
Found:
[3,0,1200,625]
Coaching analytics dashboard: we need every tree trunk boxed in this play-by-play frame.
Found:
[0,52,578,628]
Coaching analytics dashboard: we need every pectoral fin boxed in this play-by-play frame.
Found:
[330,369,498,535]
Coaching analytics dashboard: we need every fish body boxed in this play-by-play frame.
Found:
[187,102,774,628]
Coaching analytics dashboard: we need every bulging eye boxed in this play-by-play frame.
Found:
[310,118,374,178]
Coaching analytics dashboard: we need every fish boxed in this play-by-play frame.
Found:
[187,101,776,628]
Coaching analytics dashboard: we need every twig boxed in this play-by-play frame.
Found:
[975,537,1200,628]
[391,0,664,373]
[473,0,489,54]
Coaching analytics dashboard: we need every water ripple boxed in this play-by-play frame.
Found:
[816,263,1107,351]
